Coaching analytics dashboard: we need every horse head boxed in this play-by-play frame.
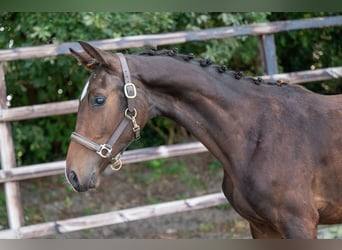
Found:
[65,41,149,192]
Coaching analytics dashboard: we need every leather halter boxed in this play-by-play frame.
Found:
[70,53,141,171]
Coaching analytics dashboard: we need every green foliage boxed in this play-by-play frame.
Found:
[318,226,342,239]
[200,221,215,232]
[0,12,270,166]
[170,12,270,75]
[0,12,341,167]
[269,12,342,94]
[209,158,221,173]
[0,188,8,229]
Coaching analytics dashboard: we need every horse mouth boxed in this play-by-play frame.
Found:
[88,172,97,189]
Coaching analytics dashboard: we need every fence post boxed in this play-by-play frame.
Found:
[0,62,24,231]
[259,34,278,75]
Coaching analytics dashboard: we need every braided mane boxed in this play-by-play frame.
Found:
[137,48,287,87]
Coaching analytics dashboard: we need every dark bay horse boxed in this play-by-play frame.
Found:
[65,41,342,238]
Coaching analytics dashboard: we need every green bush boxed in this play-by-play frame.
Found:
[0,12,341,167]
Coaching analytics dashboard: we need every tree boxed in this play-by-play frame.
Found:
[268,12,342,94]
[0,12,340,166]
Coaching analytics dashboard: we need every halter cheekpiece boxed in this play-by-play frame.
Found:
[70,53,141,171]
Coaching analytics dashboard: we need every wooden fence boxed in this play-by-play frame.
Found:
[0,15,342,239]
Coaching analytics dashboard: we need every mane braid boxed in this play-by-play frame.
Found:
[137,48,287,87]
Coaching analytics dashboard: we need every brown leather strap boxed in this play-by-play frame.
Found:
[71,132,101,152]
[117,53,132,83]
[106,117,130,146]
[71,117,130,158]
[70,52,140,167]
[117,53,136,113]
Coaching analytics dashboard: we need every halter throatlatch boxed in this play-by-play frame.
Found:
[70,53,140,171]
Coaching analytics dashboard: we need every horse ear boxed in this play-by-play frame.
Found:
[78,41,114,69]
[69,47,98,70]
[69,41,115,70]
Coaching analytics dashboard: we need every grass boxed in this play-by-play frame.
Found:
[0,153,223,234]
[127,158,207,189]
[144,158,211,190]
[215,203,232,210]
[208,158,221,173]
[200,221,214,232]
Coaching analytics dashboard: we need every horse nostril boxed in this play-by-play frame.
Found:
[68,170,79,188]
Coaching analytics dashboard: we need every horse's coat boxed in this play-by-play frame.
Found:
[65,41,342,238]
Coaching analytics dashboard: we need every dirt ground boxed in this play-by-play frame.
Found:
[10,151,342,239]
[17,152,252,239]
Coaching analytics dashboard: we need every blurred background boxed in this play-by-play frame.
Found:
[0,12,341,238]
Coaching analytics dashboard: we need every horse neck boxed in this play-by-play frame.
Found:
[130,55,263,165]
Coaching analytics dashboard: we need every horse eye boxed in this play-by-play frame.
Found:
[94,96,106,106]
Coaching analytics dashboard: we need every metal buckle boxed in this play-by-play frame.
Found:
[97,144,112,158]
[110,155,123,171]
[124,83,137,99]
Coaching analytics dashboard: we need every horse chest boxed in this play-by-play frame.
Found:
[222,174,266,224]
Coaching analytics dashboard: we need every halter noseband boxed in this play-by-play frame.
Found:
[70,53,141,171]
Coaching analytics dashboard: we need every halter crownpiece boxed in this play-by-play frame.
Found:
[118,53,141,140]
[70,53,141,171]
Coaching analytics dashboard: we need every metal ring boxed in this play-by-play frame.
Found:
[124,108,137,120]
[110,155,123,171]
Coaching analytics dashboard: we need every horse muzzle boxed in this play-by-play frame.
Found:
[66,169,97,192]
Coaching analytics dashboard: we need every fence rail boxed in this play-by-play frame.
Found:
[0,15,341,62]
[1,66,341,123]
[0,192,228,239]
[1,15,342,238]
[0,142,208,183]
